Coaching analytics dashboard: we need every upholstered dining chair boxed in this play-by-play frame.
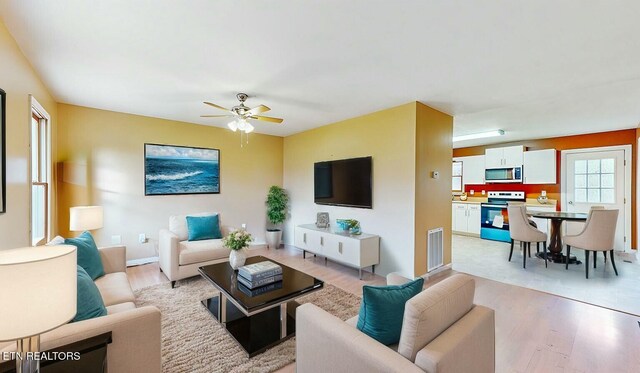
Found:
[563,209,619,279]
[507,204,548,268]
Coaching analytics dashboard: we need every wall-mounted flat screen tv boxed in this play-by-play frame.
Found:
[314,156,372,209]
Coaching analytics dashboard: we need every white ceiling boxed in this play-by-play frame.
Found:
[2,1,640,147]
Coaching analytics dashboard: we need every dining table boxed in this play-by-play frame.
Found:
[529,211,588,264]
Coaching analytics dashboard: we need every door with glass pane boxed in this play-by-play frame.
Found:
[565,150,625,251]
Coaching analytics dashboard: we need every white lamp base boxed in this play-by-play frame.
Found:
[16,335,40,373]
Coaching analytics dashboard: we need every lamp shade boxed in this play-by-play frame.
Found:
[69,206,103,231]
[0,245,77,341]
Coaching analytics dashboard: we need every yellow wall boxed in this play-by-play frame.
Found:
[0,21,58,249]
[414,102,453,275]
[283,102,452,277]
[57,104,283,260]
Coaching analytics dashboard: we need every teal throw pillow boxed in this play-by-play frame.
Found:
[65,231,105,280]
[357,277,424,345]
[186,214,222,241]
[73,265,107,322]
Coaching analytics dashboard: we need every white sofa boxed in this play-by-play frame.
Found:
[0,245,162,373]
[296,274,495,373]
[159,212,231,287]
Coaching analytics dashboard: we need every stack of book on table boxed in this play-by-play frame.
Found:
[237,261,283,290]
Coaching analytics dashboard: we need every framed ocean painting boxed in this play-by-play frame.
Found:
[144,143,220,195]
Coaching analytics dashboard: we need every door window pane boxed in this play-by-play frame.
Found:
[601,158,615,173]
[575,174,586,188]
[601,189,615,203]
[587,174,600,188]
[587,159,600,174]
[575,160,587,174]
[587,189,600,203]
[601,173,614,188]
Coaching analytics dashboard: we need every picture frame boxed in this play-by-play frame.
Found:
[0,88,5,213]
[144,143,220,196]
[316,212,330,228]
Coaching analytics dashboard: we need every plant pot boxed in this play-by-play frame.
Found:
[265,229,282,249]
[229,249,247,270]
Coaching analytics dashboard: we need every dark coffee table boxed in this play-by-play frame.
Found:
[198,255,323,357]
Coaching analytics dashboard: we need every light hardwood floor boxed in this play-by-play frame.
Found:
[127,245,640,373]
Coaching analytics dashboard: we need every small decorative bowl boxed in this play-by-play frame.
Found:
[336,219,350,232]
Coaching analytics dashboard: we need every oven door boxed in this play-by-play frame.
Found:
[480,203,512,242]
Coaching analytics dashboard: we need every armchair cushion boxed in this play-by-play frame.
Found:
[186,214,222,241]
[357,277,424,345]
[74,265,107,322]
[398,274,475,361]
[178,239,228,265]
[65,231,105,280]
[94,272,135,307]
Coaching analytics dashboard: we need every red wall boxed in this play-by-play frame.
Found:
[453,129,637,248]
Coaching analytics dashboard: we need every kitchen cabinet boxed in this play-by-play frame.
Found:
[485,145,524,169]
[454,155,485,185]
[523,149,556,184]
[452,202,481,235]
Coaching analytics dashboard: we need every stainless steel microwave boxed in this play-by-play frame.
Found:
[485,167,522,183]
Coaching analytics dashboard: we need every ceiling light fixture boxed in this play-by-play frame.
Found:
[227,118,255,147]
[453,129,505,142]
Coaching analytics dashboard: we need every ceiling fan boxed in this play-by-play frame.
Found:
[201,93,283,134]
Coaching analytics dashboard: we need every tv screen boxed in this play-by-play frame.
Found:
[314,156,372,209]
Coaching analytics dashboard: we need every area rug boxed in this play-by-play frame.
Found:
[134,278,361,373]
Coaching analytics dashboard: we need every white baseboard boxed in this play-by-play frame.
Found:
[127,256,159,267]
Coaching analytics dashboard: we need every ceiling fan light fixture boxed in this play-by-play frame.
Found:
[227,120,238,132]
[245,122,254,133]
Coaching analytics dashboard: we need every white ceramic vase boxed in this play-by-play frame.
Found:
[229,249,247,270]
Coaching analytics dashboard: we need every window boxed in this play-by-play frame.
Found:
[31,98,50,246]
[452,161,463,192]
[574,158,615,204]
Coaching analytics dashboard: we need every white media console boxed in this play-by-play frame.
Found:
[294,224,380,279]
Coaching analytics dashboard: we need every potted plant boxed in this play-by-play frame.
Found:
[265,185,289,249]
[223,229,253,269]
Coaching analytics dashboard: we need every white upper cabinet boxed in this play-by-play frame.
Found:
[523,149,556,184]
[485,145,524,169]
[453,155,485,185]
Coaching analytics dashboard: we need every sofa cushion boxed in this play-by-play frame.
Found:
[169,211,219,241]
[94,272,135,307]
[398,274,475,362]
[74,265,107,322]
[178,239,229,266]
[65,231,105,280]
[357,278,424,346]
[186,214,222,241]
[106,302,136,315]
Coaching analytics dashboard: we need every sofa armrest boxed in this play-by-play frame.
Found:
[99,245,127,274]
[159,229,179,281]
[221,225,235,236]
[3,306,162,373]
[296,303,423,373]
[415,305,495,373]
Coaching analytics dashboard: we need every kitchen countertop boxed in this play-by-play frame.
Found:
[451,196,557,208]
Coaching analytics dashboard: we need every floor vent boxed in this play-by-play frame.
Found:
[427,228,444,272]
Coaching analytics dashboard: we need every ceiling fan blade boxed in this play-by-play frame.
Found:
[247,105,271,116]
[203,101,230,111]
[250,115,284,124]
[200,115,234,118]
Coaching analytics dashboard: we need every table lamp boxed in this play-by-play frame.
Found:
[69,205,103,231]
[0,245,77,373]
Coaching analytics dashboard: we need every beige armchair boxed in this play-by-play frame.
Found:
[564,209,619,279]
[296,274,495,373]
[508,204,548,268]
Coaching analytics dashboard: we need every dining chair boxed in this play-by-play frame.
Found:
[507,204,548,268]
[563,209,619,279]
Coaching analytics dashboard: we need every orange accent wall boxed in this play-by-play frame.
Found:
[453,129,637,249]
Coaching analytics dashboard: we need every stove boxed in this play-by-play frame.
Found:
[480,191,526,242]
